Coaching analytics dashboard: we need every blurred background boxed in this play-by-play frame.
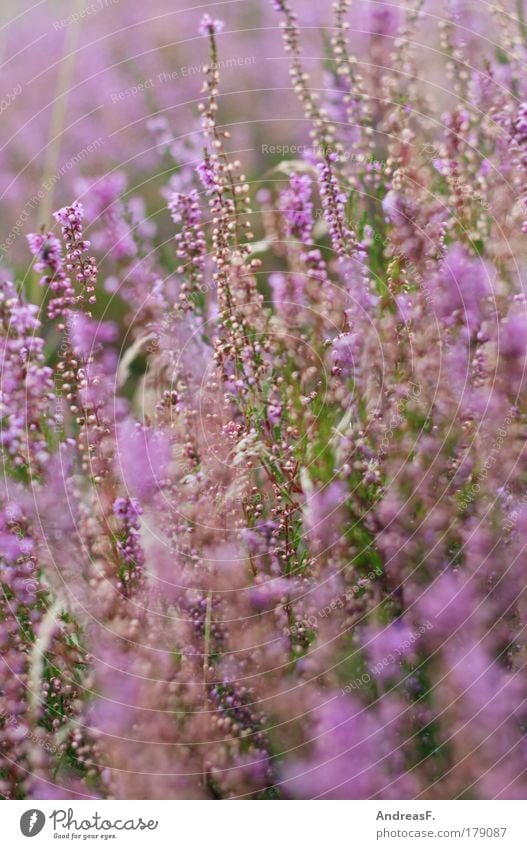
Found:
[0,0,492,268]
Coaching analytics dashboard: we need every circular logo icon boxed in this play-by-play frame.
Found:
[20,810,46,837]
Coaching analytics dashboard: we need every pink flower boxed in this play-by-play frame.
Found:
[198,14,225,37]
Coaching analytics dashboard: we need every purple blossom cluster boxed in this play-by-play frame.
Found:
[198,14,225,38]
[279,173,314,244]
[54,202,97,308]
[0,282,56,471]
[26,233,74,320]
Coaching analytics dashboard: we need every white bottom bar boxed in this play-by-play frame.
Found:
[2,800,525,848]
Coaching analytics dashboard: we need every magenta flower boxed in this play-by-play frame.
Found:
[198,14,225,37]
[279,173,314,244]
[26,232,74,319]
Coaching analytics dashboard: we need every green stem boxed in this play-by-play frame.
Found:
[517,0,527,43]
[31,0,84,303]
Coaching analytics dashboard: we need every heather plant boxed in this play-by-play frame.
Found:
[1,0,527,801]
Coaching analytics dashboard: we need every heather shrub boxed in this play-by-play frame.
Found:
[1,0,527,800]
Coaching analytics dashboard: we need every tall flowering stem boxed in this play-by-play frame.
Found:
[168,188,207,314]
[0,282,57,474]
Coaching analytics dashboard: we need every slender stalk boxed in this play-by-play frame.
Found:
[30,0,84,305]
[517,0,527,43]
[39,0,84,223]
